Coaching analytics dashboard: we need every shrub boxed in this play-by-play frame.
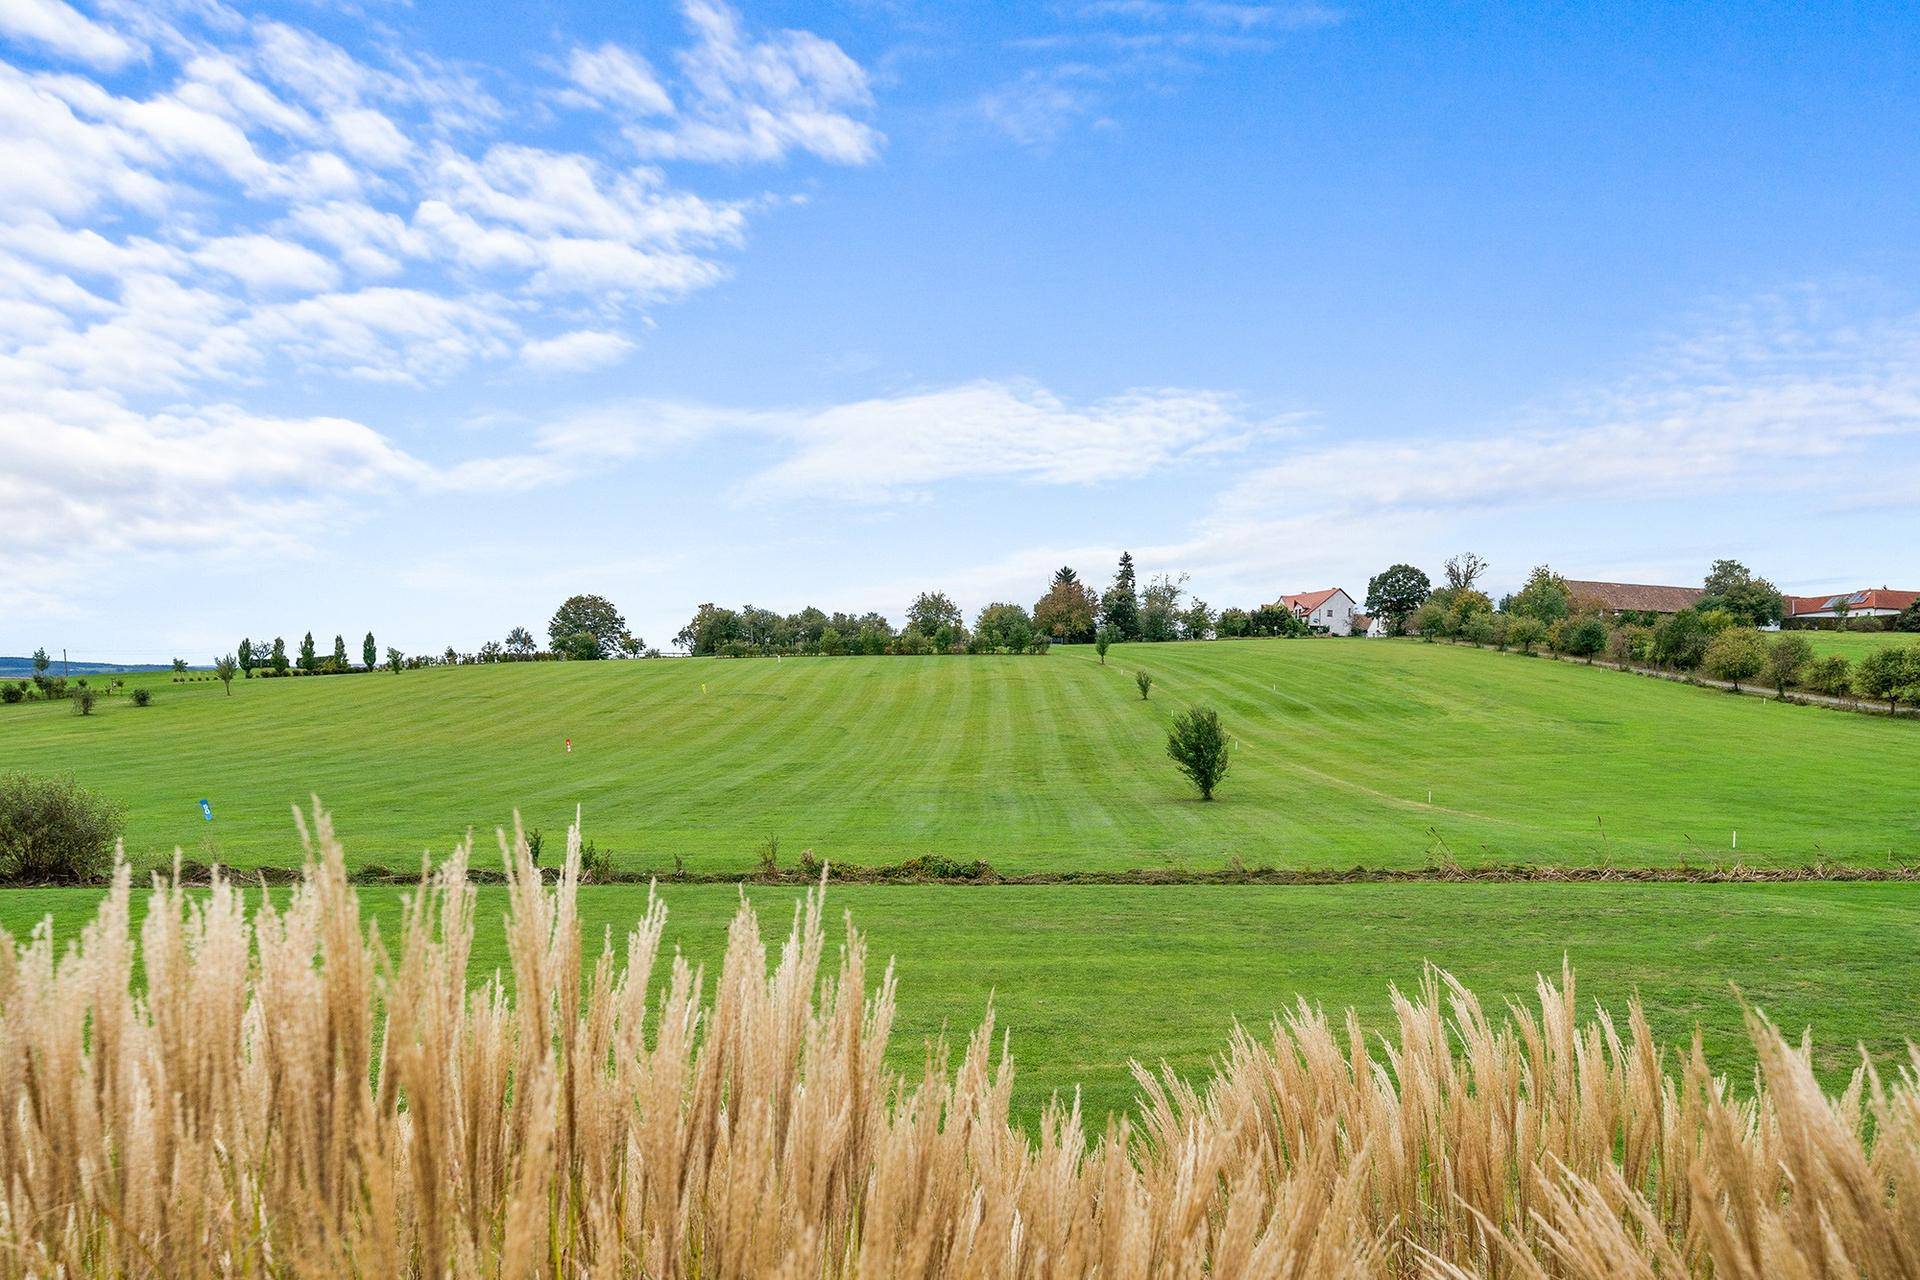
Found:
[1703,627,1768,691]
[1167,705,1230,799]
[1507,616,1548,655]
[1805,654,1853,698]
[131,687,153,707]
[0,772,123,882]
[72,687,97,716]
[1763,634,1813,697]
[1560,616,1609,663]
[1135,670,1152,700]
[1853,645,1918,713]
[1651,609,1711,670]
[0,685,21,705]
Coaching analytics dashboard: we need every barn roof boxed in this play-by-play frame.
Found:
[1562,580,1704,614]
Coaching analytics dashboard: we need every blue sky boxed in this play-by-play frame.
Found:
[2,0,1917,660]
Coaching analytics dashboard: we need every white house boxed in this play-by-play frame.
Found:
[1278,588,1363,635]
[1782,588,1917,625]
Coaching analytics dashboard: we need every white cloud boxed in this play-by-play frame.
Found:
[0,0,139,70]
[195,233,340,292]
[0,387,425,570]
[621,0,881,165]
[563,43,673,117]
[521,328,634,372]
[742,381,1267,500]
[330,106,411,168]
[451,379,1279,500]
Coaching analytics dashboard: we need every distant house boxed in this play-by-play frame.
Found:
[1562,580,1704,616]
[1784,588,1919,625]
[1277,588,1362,635]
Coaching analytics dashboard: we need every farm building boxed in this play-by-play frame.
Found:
[1562,580,1704,615]
[1783,588,1919,625]
[1278,588,1363,635]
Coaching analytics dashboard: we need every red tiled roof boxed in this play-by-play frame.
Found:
[1562,580,1704,614]
[1787,589,1919,616]
[1278,588,1343,613]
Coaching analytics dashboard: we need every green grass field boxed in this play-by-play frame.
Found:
[1,878,1912,1120]
[4,639,1917,872]
[1791,628,1918,659]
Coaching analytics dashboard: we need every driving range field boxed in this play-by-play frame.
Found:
[5,638,1917,1119]
[4,638,1918,873]
[1,878,1914,1120]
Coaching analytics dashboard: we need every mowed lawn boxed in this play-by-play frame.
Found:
[1794,628,1919,659]
[2,640,1917,872]
[1,879,1913,1122]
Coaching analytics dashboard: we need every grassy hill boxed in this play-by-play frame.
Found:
[3,639,1916,872]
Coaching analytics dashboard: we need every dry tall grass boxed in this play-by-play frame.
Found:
[0,805,1915,1277]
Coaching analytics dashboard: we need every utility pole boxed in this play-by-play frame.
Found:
[62,648,68,678]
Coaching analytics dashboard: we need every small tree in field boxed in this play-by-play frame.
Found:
[385,647,405,674]
[1508,617,1548,655]
[71,688,97,716]
[1804,654,1853,700]
[1135,670,1153,700]
[214,654,238,694]
[363,632,376,671]
[1096,628,1113,665]
[1560,616,1609,663]
[1763,634,1812,697]
[1854,646,1916,713]
[1703,627,1767,692]
[1167,706,1230,800]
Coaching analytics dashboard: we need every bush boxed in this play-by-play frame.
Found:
[1167,705,1231,800]
[1135,670,1152,700]
[131,687,153,707]
[0,772,124,883]
[1560,616,1609,663]
[1763,634,1812,697]
[0,685,21,705]
[1702,627,1767,691]
[72,688,98,716]
[1507,617,1548,655]
[1804,654,1853,698]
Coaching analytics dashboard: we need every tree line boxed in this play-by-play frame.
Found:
[675,554,1309,658]
[1363,555,1920,714]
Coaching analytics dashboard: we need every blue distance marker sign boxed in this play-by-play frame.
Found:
[199,798,214,822]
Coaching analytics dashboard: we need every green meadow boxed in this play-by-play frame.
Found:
[1793,627,1917,659]
[1,878,1913,1120]
[3,639,1917,873]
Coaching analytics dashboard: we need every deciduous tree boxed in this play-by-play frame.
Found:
[1167,705,1230,800]
[1703,627,1767,691]
[1763,634,1812,697]
[1366,564,1432,634]
[548,594,632,659]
